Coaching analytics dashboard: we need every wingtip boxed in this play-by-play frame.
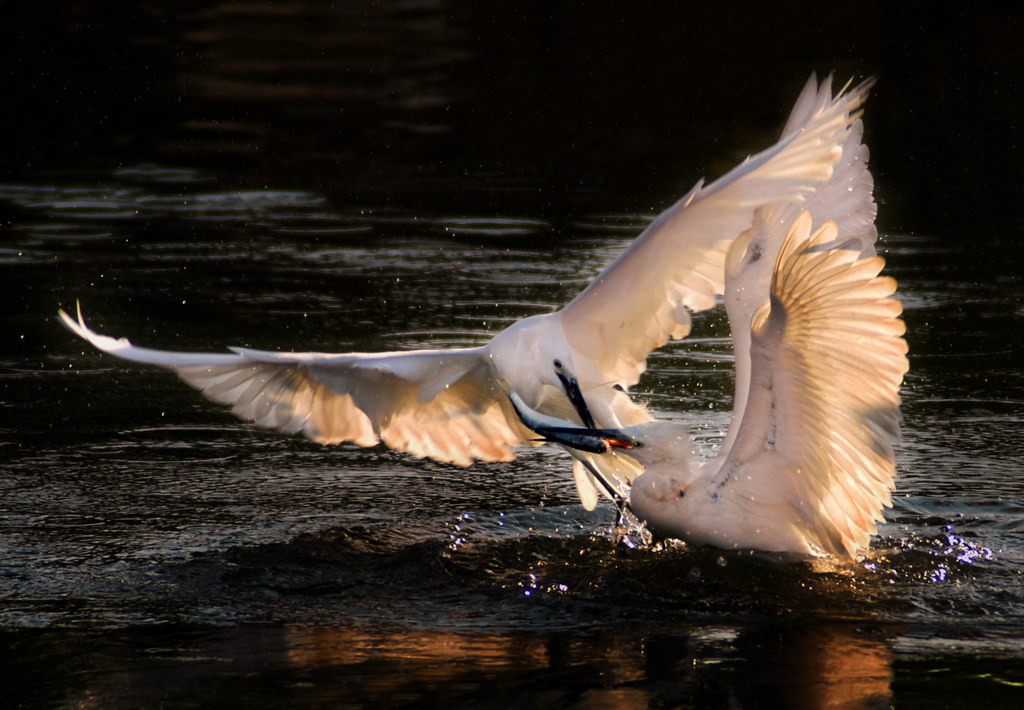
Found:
[58,299,93,337]
[840,74,877,106]
[57,301,135,356]
[57,302,82,335]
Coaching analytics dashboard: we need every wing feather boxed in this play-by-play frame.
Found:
[59,306,532,466]
[722,212,908,557]
[719,80,878,454]
[560,76,875,390]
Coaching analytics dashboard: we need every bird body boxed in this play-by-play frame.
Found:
[60,75,876,515]
[517,212,908,558]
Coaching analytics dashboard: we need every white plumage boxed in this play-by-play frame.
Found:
[60,75,875,512]
[515,211,908,557]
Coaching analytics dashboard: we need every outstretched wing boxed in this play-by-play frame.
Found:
[720,93,878,453]
[59,306,533,466]
[719,212,908,557]
[559,75,874,390]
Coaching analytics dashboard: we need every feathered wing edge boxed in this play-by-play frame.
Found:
[717,78,878,458]
[58,305,534,466]
[558,75,875,393]
[739,212,908,557]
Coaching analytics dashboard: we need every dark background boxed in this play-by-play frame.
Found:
[2,4,1023,707]
[1,1,1020,240]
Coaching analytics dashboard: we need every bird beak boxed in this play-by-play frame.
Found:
[554,361,596,428]
[508,393,638,454]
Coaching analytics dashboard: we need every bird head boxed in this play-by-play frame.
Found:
[487,314,593,421]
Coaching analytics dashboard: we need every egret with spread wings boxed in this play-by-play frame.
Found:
[59,75,874,511]
[514,210,908,558]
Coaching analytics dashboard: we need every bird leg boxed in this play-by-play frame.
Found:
[507,389,640,541]
[551,365,637,531]
[576,456,632,524]
[577,454,648,548]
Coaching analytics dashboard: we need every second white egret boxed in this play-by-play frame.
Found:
[515,210,908,558]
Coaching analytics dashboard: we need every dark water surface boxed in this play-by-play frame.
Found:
[3,3,1023,708]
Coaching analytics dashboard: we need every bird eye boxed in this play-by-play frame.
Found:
[553,359,562,368]
[634,442,643,448]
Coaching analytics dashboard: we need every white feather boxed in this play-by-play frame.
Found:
[60,76,875,512]
[625,212,907,557]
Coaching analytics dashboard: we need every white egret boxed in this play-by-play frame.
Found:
[59,75,875,511]
[514,210,908,558]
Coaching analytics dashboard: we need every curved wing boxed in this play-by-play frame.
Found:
[559,75,874,390]
[717,212,908,557]
[719,83,877,455]
[59,306,533,466]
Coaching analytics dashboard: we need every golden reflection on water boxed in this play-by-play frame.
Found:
[750,624,893,710]
[282,620,892,708]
